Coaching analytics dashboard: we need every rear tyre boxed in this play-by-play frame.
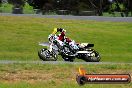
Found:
[38,48,57,61]
[84,50,101,62]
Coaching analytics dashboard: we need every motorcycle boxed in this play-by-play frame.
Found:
[38,34,101,62]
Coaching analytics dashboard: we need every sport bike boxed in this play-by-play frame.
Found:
[38,34,101,62]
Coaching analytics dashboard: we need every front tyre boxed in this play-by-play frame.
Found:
[84,50,101,62]
[38,48,58,61]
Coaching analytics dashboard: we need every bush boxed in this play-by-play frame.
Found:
[23,3,34,14]
[0,3,13,13]
[0,3,34,14]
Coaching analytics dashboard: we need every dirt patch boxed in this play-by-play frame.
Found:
[0,70,53,82]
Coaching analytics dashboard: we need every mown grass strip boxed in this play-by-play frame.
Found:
[0,63,131,88]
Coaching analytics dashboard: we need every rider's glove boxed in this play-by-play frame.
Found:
[57,28,63,32]
[58,28,66,32]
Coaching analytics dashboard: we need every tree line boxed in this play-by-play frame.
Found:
[0,0,132,16]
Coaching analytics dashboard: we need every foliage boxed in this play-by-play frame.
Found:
[1,0,132,16]
[23,2,34,13]
[0,0,1,3]
[0,3,35,14]
[119,3,125,11]
[8,0,26,6]
[110,2,117,11]
[0,3,13,13]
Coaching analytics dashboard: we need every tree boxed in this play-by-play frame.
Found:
[54,0,79,14]
[8,0,26,6]
[27,0,48,9]
[27,0,54,14]
[26,0,132,16]
[0,0,2,6]
[0,0,1,12]
[126,0,132,16]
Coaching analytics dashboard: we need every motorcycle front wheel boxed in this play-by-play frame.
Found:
[84,50,101,62]
[38,48,58,61]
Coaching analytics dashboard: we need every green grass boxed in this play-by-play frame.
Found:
[0,16,132,62]
[0,81,131,88]
[0,63,131,88]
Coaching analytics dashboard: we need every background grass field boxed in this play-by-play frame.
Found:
[0,16,132,62]
[0,16,132,88]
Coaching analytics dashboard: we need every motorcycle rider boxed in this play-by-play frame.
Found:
[52,28,67,46]
[52,28,78,48]
[51,28,77,53]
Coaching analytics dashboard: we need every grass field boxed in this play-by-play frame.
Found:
[0,63,131,88]
[0,16,132,62]
[0,16,132,88]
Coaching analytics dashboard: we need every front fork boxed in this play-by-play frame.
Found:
[49,44,53,52]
